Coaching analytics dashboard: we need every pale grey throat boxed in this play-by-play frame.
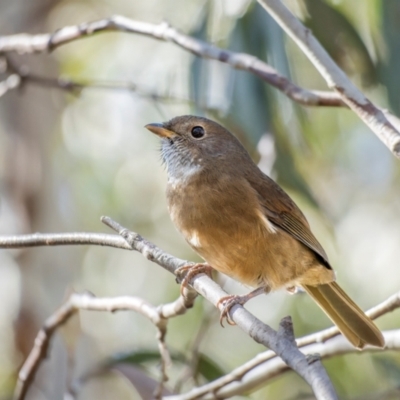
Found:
[160,137,203,182]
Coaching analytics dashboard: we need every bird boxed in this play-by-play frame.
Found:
[145,115,384,349]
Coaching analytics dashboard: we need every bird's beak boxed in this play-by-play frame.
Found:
[145,123,175,138]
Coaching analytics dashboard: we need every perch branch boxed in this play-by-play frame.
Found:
[2,216,338,400]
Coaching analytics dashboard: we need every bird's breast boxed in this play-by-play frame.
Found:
[166,174,329,290]
[166,174,275,285]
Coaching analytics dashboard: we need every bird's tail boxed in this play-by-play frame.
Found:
[302,282,384,349]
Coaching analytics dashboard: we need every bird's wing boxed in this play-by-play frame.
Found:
[249,172,330,266]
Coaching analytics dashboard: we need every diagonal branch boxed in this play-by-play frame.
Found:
[11,220,400,399]
[169,291,400,399]
[0,15,343,107]
[2,216,338,400]
[173,329,399,400]
[1,14,399,156]
[257,0,400,157]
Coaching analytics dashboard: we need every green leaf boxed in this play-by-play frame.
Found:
[374,356,400,385]
[303,0,377,86]
[111,349,184,365]
[378,0,400,113]
[195,353,225,381]
[111,363,173,398]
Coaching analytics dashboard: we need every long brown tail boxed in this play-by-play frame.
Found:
[303,282,384,349]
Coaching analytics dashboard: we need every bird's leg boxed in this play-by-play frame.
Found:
[175,263,213,295]
[217,286,270,327]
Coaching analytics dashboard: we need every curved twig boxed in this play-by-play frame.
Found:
[0,16,342,107]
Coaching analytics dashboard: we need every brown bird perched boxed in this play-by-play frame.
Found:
[145,115,384,349]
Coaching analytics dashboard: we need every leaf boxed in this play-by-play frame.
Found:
[111,349,183,365]
[189,6,212,114]
[195,352,225,381]
[112,349,226,383]
[303,0,376,86]
[111,363,173,398]
[228,4,320,207]
[378,0,400,113]
[374,356,400,385]
[227,2,274,145]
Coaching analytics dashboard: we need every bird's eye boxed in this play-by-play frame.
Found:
[191,126,205,139]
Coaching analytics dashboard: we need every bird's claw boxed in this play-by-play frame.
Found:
[217,295,247,327]
[217,286,268,327]
[175,263,213,295]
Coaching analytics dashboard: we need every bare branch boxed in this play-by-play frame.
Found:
[103,217,338,400]
[0,15,343,107]
[2,13,399,155]
[257,0,400,158]
[14,291,181,400]
[172,329,399,400]
[0,73,21,97]
[7,220,399,399]
[297,290,400,347]
[1,55,196,105]
[168,291,400,399]
[5,217,338,400]
[14,295,77,400]
[0,232,132,250]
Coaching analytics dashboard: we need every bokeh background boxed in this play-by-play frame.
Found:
[1,0,400,399]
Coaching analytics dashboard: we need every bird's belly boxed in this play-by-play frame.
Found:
[185,222,326,290]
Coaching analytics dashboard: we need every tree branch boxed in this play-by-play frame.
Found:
[257,0,400,158]
[0,15,343,107]
[0,55,196,105]
[4,219,398,399]
[173,329,399,400]
[3,216,338,400]
[13,290,196,400]
[169,291,400,399]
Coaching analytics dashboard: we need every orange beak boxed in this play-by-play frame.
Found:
[145,123,175,138]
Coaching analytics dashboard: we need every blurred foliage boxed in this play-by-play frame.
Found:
[110,348,225,382]
[1,0,400,399]
[379,0,400,114]
[303,0,377,86]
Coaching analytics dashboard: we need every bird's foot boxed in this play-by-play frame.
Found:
[175,263,213,295]
[217,286,268,327]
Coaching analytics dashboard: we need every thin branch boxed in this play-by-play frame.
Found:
[167,291,400,399]
[1,55,196,104]
[14,294,77,400]
[174,303,215,392]
[0,73,21,97]
[0,232,133,249]
[1,14,399,155]
[257,0,400,158]
[172,329,399,400]
[7,220,400,399]
[297,290,400,347]
[0,15,343,107]
[14,291,184,400]
[5,217,338,400]
[105,217,339,400]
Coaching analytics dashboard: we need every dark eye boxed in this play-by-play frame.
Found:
[191,126,205,139]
